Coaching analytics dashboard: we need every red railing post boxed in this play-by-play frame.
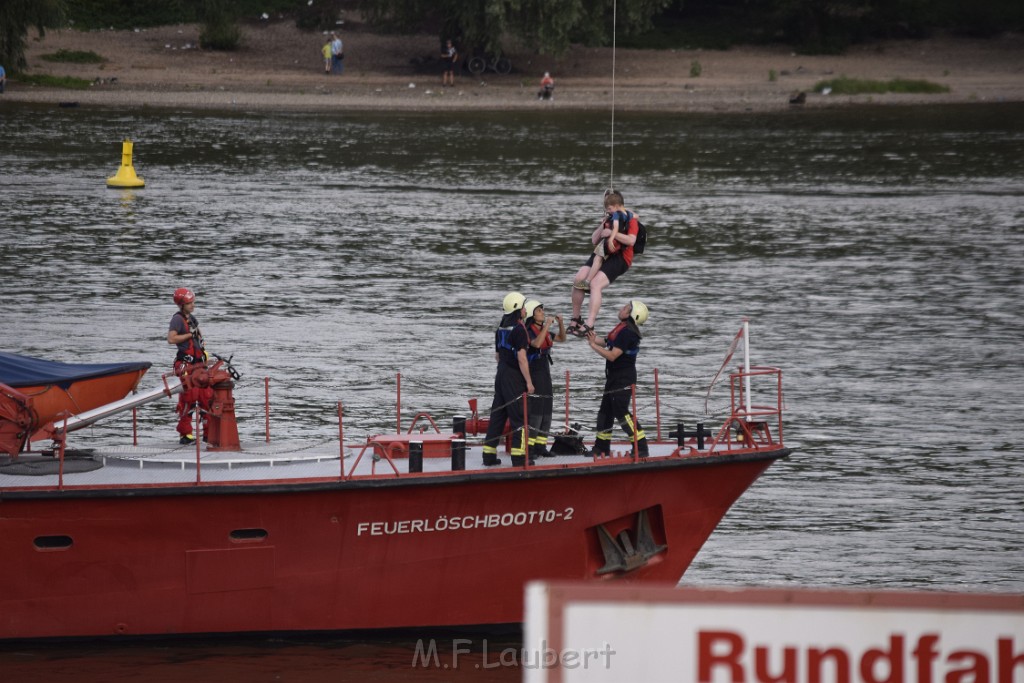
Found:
[195,402,202,484]
[338,401,345,479]
[777,369,784,445]
[265,377,271,443]
[396,372,402,434]
[653,367,662,442]
[58,413,67,490]
[522,391,530,468]
[564,369,570,430]
[631,384,639,463]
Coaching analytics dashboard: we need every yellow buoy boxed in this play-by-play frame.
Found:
[106,139,145,188]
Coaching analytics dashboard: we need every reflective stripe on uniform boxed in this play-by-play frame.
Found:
[623,413,646,440]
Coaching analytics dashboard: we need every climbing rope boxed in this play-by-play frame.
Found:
[610,0,617,190]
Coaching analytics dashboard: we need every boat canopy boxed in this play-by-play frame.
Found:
[0,352,152,389]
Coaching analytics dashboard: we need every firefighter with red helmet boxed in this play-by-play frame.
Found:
[167,287,213,444]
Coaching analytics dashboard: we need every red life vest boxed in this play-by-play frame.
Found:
[172,311,206,365]
[526,320,554,363]
[605,211,640,266]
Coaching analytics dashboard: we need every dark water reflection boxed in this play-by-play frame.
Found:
[1,102,1022,678]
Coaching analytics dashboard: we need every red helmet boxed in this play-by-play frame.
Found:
[173,287,195,306]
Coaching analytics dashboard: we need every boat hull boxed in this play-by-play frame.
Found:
[0,450,785,640]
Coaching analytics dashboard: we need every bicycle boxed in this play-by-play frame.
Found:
[466,53,512,76]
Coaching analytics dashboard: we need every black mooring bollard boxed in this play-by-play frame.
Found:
[451,438,466,471]
[669,422,713,450]
[671,422,686,449]
[409,441,423,473]
[695,422,708,450]
[452,415,466,437]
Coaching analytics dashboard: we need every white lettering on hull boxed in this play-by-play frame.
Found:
[356,507,575,536]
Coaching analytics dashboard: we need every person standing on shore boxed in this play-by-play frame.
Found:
[331,32,344,74]
[538,72,554,100]
[167,287,213,445]
[441,39,457,86]
[321,39,332,74]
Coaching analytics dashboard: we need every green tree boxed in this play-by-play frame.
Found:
[717,0,1022,51]
[362,0,671,56]
[199,0,242,50]
[0,0,66,71]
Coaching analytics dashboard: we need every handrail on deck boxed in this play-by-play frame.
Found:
[346,440,402,480]
[706,366,785,456]
[406,412,441,434]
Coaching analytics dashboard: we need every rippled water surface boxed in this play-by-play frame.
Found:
[1,102,1022,679]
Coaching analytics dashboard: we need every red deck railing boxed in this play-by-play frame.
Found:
[706,366,785,455]
[26,363,785,492]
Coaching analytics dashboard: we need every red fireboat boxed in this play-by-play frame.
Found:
[0,322,790,641]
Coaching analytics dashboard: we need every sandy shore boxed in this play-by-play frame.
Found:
[4,21,1023,112]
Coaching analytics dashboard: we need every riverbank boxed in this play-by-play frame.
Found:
[4,21,1023,112]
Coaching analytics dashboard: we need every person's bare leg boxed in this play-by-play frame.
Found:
[571,265,590,320]
[583,256,604,284]
[585,272,611,328]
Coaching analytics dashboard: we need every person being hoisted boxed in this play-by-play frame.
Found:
[567,190,643,338]
[167,287,213,445]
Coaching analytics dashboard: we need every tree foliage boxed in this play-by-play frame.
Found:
[667,0,1023,53]
[199,0,242,50]
[0,0,65,71]
[361,0,673,55]
[364,0,989,56]
[5,0,1020,68]
[61,0,297,30]
[63,0,197,29]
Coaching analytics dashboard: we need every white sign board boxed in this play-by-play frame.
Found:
[524,583,1024,683]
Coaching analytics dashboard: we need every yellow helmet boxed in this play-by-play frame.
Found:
[503,291,526,314]
[524,299,543,319]
[629,300,649,326]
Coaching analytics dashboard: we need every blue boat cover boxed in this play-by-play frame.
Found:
[0,352,152,389]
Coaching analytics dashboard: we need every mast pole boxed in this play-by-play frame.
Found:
[610,0,617,190]
[743,317,751,419]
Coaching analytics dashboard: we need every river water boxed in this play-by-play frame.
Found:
[1,101,1022,680]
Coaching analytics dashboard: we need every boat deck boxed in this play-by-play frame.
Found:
[0,438,708,491]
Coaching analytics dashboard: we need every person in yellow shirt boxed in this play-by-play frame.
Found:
[321,39,332,74]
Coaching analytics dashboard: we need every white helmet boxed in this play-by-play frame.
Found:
[629,300,649,326]
[524,299,543,319]
[503,291,526,314]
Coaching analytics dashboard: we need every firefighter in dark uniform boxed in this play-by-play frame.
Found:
[167,287,213,445]
[482,292,535,467]
[523,299,566,458]
[586,300,650,458]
